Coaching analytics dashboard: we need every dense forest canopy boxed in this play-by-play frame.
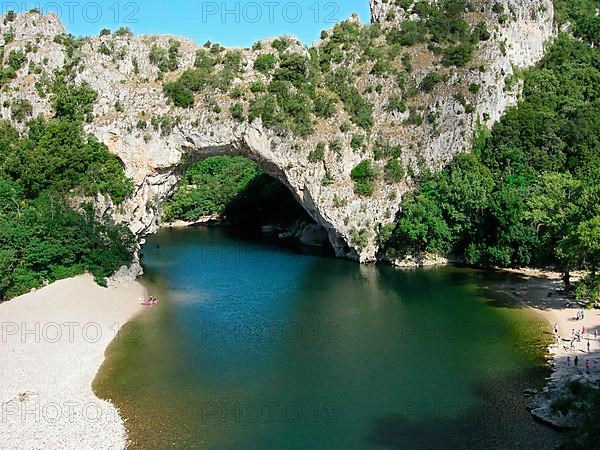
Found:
[0,77,135,299]
[385,32,599,301]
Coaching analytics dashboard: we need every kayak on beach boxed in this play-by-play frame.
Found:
[140,297,160,306]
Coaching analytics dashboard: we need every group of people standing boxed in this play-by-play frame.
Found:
[554,314,596,374]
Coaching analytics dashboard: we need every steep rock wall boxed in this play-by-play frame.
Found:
[0,1,554,261]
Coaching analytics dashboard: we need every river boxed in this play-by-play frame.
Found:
[94,227,559,449]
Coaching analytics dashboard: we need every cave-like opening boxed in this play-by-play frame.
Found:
[162,155,334,255]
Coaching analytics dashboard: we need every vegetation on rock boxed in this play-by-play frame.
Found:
[162,156,262,222]
[0,62,134,299]
[162,155,309,228]
[385,33,600,303]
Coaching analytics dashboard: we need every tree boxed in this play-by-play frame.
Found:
[390,194,451,256]
[351,160,377,196]
[442,44,474,67]
[254,53,277,74]
[558,217,600,275]
[163,81,194,108]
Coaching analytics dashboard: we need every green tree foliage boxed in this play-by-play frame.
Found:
[167,39,181,71]
[386,20,427,47]
[254,53,277,74]
[386,0,472,47]
[327,68,374,129]
[10,99,33,122]
[114,27,132,37]
[162,56,216,107]
[164,49,244,107]
[420,72,444,92]
[386,34,600,285]
[351,160,377,196]
[230,102,245,122]
[554,0,599,46]
[163,80,195,108]
[442,43,474,67]
[162,156,262,222]
[308,142,326,163]
[386,95,407,113]
[51,81,97,122]
[384,159,405,183]
[2,118,132,202]
[149,44,168,71]
[562,388,600,449]
[0,50,26,85]
[0,79,135,299]
[351,134,365,150]
[7,50,26,71]
[248,93,278,127]
[392,193,452,256]
[313,94,337,118]
[0,195,135,298]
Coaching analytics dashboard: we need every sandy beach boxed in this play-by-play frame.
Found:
[496,268,600,427]
[1,266,597,448]
[0,275,146,449]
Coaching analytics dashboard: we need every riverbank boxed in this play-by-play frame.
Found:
[161,215,221,228]
[0,275,145,449]
[494,268,600,428]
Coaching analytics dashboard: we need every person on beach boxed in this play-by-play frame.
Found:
[585,359,590,373]
[567,356,571,365]
[588,340,591,352]
[574,355,579,367]
[581,308,585,320]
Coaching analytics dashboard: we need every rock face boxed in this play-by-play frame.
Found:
[0,1,554,262]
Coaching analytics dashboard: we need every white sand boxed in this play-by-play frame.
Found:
[498,268,600,380]
[0,275,145,449]
[496,268,600,426]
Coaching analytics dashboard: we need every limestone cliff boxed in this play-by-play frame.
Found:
[0,1,554,262]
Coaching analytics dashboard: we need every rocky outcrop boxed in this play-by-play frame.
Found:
[0,2,554,262]
[389,254,453,268]
[278,221,331,247]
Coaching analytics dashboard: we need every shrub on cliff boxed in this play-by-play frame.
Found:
[384,160,405,184]
[442,43,474,67]
[313,94,337,118]
[163,81,195,108]
[51,80,97,122]
[351,160,377,196]
[254,53,277,74]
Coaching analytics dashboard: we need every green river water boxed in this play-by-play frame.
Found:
[94,227,559,449]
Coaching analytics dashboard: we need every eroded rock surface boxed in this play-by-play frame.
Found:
[0,1,554,261]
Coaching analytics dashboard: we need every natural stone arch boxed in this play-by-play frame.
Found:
[94,125,359,259]
[4,2,553,262]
